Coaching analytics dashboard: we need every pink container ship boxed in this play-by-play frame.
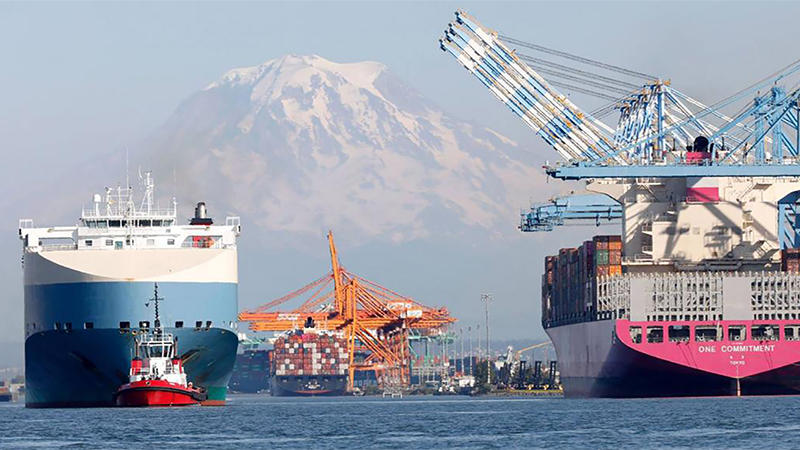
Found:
[544,234,800,398]
[438,9,800,398]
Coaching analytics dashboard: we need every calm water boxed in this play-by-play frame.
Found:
[2,394,800,449]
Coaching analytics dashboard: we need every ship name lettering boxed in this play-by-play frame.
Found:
[698,346,716,353]
[720,344,775,353]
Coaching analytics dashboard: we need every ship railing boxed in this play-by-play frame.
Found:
[40,244,78,252]
[81,208,177,219]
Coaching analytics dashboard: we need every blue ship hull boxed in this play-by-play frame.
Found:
[24,281,239,407]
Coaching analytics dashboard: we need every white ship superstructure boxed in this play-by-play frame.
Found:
[19,172,242,407]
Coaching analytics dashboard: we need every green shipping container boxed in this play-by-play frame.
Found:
[595,250,609,265]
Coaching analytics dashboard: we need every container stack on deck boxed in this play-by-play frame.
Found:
[783,249,800,273]
[273,332,349,377]
[542,235,622,327]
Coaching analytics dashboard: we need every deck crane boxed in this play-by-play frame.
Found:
[238,231,456,391]
[441,10,800,239]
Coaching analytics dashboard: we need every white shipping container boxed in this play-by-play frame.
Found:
[289,364,295,370]
[298,369,304,375]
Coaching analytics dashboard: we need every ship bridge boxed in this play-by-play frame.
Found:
[19,171,241,253]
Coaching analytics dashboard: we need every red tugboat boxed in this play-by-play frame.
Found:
[114,284,207,407]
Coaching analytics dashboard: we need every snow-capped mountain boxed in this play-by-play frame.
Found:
[140,54,548,244]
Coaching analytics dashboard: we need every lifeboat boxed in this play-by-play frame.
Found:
[114,284,207,407]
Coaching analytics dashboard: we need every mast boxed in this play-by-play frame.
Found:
[149,283,164,336]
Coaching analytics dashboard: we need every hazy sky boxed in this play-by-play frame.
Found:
[1,1,800,356]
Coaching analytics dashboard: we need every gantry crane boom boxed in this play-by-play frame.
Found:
[520,193,622,232]
[440,10,800,179]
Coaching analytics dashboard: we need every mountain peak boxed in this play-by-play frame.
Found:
[144,55,542,245]
[205,54,388,96]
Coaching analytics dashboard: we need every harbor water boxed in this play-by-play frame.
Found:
[2,394,800,449]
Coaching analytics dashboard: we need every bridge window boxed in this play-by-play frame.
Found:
[105,239,113,246]
[668,325,690,343]
[647,326,663,343]
[64,323,72,331]
[695,326,720,342]
[84,322,93,330]
[54,322,61,331]
[175,321,183,328]
[785,324,800,341]
[119,321,130,330]
[205,321,212,329]
[195,321,203,330]
[168,239,175,246]
[629,326,642,344]
[85,240,93,247]
[728,325,746,341]
[139,321,150,330]
[751,324,779,341]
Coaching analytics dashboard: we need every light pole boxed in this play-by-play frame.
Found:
[460,328,464,375]
[482,293,492,384]
[469,326,473,375]
[476,324,481,360]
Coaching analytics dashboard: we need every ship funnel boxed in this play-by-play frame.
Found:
[195,202,207,219]
[189,202,213,225]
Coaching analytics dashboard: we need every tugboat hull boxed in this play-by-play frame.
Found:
[114,380,206,407]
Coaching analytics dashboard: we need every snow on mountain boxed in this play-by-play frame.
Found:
[140,54,549,244]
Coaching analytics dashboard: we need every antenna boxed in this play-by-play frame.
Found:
[126,148,130,193]
[145,283,164,334]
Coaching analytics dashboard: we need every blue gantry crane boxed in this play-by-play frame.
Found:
[440,10,800,181]
[440,10,800,232]
[520,194,621,232]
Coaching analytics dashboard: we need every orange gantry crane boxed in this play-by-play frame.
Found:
[238,231,456,390]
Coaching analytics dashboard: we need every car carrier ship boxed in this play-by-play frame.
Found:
[19,172,241,407]
[440,10,800,397]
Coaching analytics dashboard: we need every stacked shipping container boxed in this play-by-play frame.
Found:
[783,249,800,273]
[542,235,623,327]
[273,332,349,376]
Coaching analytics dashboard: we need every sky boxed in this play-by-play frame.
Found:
[1,1,800,362]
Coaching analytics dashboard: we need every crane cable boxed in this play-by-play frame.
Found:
[525,63,635,96]
[518,53,641,90]
[500,35,657,81]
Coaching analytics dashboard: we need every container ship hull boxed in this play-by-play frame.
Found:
[271,330,350,397]
[548,320,800,398]
[271,375,348,397]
